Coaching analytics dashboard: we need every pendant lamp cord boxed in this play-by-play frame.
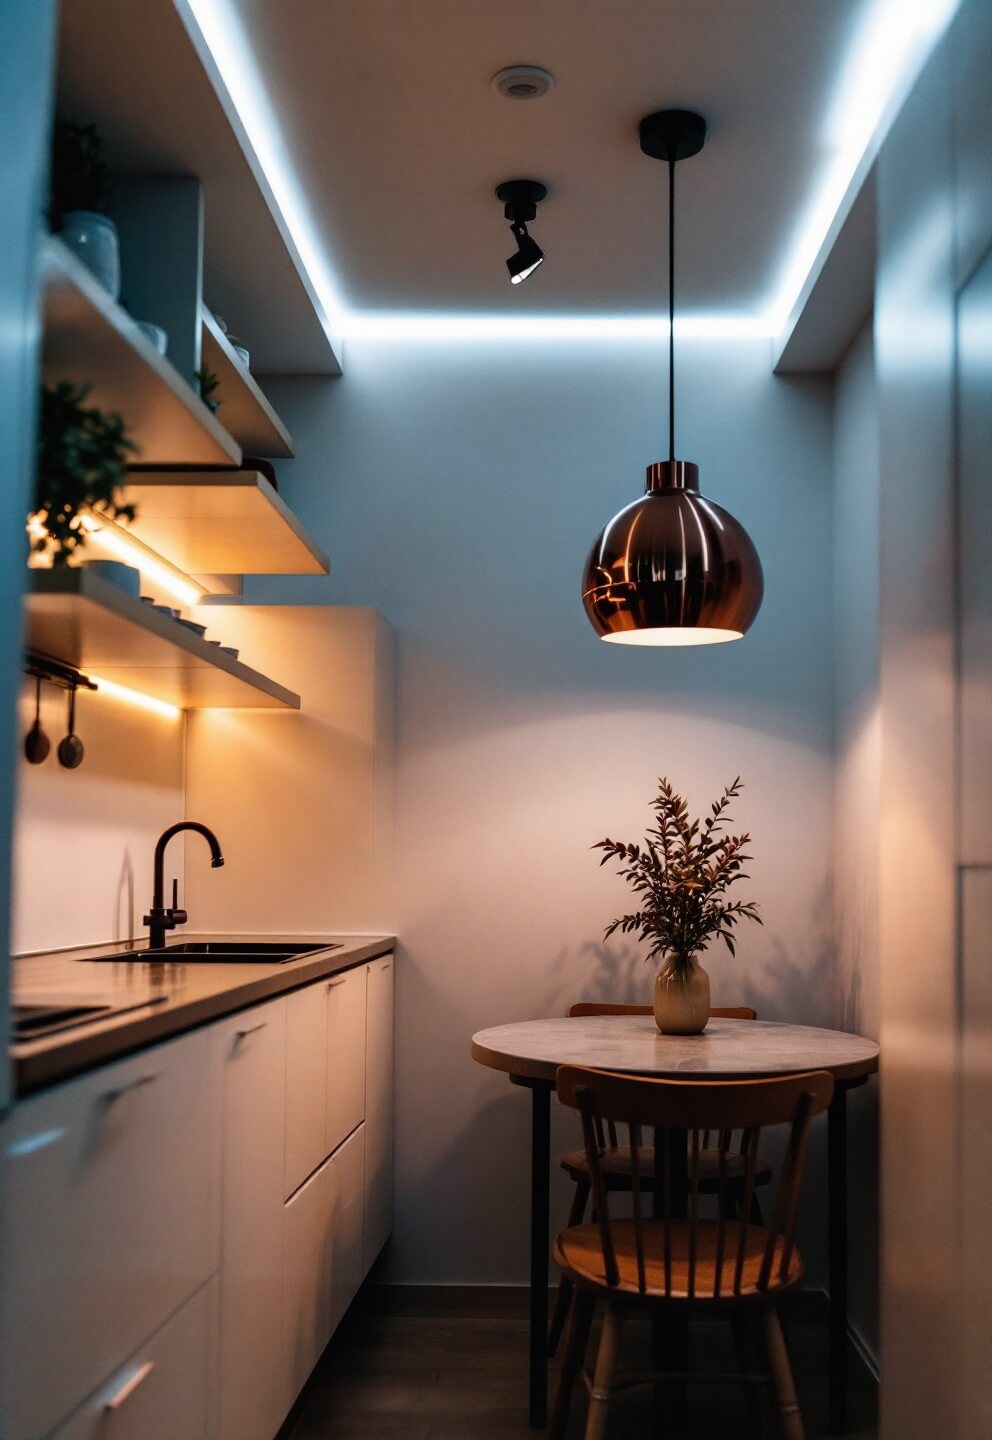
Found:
[668,156,676,462]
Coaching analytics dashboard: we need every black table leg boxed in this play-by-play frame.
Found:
[828,1083,849,1433]
[527,1080,552,1428]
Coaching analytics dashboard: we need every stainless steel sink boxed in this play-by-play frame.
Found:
[79,941,341,965]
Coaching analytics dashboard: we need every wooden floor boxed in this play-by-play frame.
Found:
[284,1287,878,1440]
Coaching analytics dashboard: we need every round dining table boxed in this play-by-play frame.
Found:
[471,1014,879,1432]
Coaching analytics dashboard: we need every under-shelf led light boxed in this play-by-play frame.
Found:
[89,675,182,720]
[80,514,205,609]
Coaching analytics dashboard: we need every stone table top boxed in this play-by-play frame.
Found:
[471,1016,879,1084]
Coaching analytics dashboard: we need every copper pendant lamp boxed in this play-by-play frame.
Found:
[582,110,763,646]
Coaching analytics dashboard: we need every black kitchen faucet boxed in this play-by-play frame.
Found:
[143,821,225,949]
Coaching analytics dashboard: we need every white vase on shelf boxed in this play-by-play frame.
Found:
[59,211,120,299]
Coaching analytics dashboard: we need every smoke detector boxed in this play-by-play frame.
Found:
[491,65,556,100]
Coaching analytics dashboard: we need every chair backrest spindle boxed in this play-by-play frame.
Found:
[556,1066,833,1301]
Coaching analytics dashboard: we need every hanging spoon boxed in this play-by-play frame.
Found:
[57,682,84,769]
[24,676,50,765]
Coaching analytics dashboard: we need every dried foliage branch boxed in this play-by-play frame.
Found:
[594,776,762,976]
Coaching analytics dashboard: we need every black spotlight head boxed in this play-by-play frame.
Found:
[507,224,544,284]
[496,179,548,285]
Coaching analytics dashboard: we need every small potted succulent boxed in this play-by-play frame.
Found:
[32,381,137,566]
[595,776,761,1034]
[49,120,120,299]
[194,364,222,414]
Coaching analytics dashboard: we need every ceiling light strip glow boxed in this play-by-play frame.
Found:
[183,0,959,349]
[341,312,776,342]
[89,676,182,720]
[767,0,961,336]
[181,0,347,344]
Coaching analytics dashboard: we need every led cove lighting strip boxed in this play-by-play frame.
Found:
[341,313,776,342]
[89,675,182,720]
[184,0,960,346]
[766,0,961,334]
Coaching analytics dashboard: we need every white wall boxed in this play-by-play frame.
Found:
[874,2,992,1434]
[185,606,393,936]
[258,335,835,1283]
[832,319,880,1362]
[12,679,185,954]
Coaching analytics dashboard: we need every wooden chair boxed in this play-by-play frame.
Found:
[549,1066,834,1440]
[548,1002,773,1356]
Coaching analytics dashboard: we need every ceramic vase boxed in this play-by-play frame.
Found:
[653,957,710,1035]
[60,211,120,299]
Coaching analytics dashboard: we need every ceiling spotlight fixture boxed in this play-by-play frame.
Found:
[491,65,555,101]
[496,179,547,285]
[582,110,764,647]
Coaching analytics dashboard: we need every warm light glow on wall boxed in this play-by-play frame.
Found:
[80,514,205,609]
[89,675,182,720]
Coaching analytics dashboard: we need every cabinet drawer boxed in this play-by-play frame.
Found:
[53,1280,215,1440]
[325,966,366,1155]
[284,980,327,1197]
[0,1027,220,1440]
[217,998,291,1440]
[284,1123,365,1396]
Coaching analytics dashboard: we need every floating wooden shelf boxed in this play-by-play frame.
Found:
[42,237,242,469]
[25,569,300,710]
[200,309,294,458]
[121,472,328,576]
[56,0,341,375]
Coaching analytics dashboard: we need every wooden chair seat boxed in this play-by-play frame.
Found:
[554,1217,804,1304]
[560,1143,774,1191]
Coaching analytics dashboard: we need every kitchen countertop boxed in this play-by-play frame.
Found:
[11,932,396,1096]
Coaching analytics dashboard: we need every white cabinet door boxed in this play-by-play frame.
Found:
[283,1124,365,1397]
[327,1118,366,1335]
[53,1279,216,1440]
[217,998,291,1440]
[325,967,366,1156]
[364,954,394,1272]
[0,1027,220,1440]
[284,981,327,1197]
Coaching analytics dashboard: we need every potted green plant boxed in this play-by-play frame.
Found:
[595,776,762,1034]
[194,364,222,414]
[32,381,137,566]
[49,120,120,299]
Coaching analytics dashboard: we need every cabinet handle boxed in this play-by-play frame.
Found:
[103,1360,155,1411]
[101,1073,158,1105]
[236,1022,267,1039]
[327,978,346,989]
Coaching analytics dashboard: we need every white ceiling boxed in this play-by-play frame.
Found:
[229,0,869,317]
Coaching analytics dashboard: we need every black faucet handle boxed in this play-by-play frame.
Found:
[170,880,188,927]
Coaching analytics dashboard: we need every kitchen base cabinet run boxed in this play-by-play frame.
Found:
[0,952,395,1440]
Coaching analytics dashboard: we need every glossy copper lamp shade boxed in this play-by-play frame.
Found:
[582,461,763,645]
